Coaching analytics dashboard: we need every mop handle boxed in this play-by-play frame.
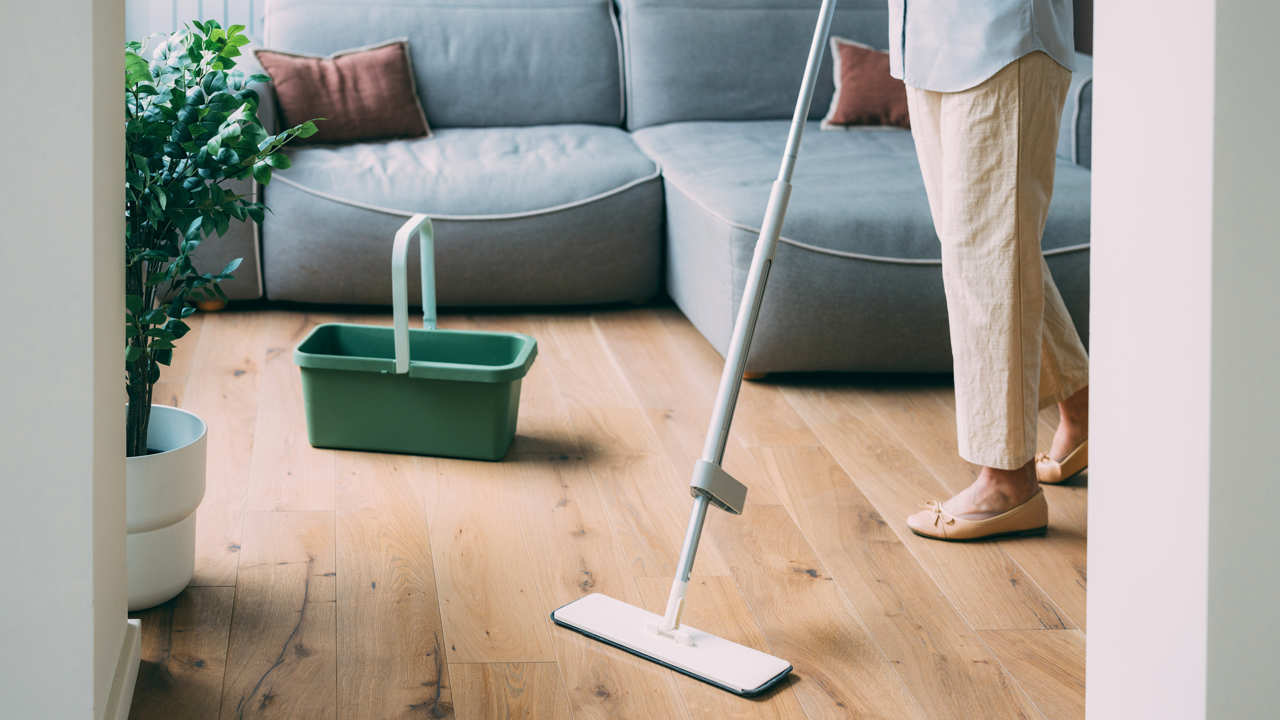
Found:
[661,0,839,632]
[703,0,838,465]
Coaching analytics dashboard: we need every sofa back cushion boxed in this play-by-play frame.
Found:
[619,0,889,130]
[264,0,624,128]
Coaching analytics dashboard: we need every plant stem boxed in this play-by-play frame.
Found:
[126,372,151,457]
[125,245,151,457]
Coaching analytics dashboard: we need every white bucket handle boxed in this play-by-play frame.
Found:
[391,214,436,374]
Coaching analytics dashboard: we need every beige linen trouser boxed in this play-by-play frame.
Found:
[906,51,1090,470]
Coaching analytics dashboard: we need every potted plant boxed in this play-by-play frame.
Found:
[124,20,314,610]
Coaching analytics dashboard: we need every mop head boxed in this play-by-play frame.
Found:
[552,593,792,697]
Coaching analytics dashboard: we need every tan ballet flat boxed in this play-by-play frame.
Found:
[1036,439,1088,484]
[906,489,1049,541]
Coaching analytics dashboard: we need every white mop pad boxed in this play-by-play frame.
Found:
[552,593,792,696]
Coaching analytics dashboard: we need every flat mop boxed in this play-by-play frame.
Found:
[552,0,839,697]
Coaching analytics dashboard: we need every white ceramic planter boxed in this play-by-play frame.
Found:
[126,404,207,611]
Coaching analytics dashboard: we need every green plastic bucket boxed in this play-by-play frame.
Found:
[293,215,537,460]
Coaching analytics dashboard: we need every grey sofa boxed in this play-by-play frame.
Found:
[204,0,1093,373]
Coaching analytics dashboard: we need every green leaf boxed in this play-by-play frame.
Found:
[154,348,174,366]
[220,257,243,277]
[264,152,290,170]
[202,72,228,95]
[164,319,191,339]
[252,163,272,185]
[125,51,151,86]
[296,120,319,138]
[220,119,243,140]
[125,345,142,363]
[125,294,143,314]
[185,216,203,238]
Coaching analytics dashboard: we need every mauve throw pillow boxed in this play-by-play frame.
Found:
[821,37,910,130]
[254,39,430,144]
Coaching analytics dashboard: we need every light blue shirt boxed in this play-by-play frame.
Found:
[888,0,1075,92]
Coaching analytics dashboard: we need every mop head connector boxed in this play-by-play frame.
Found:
[649,621,696,646]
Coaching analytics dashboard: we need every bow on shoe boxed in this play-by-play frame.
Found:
[924,499,956,528]
[1035,452,1063,484]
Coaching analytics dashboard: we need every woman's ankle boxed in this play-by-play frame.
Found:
[1059,385,1089,432]
[975,462,1038,501]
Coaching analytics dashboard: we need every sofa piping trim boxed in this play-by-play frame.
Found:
[608,0,626,125]
[270,164,663,221]
[620,0,636,130]
[662,177,1091,266]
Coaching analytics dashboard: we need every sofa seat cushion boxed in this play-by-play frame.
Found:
[632,120,1091,262]
[262,125,663,305]
[276,125,658,217]
[633,120,1091,372]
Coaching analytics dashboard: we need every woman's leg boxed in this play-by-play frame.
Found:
[942,52,1071,469]
[908,52,1072,527]
[904,88,945,228]
[1038,258,1091,459]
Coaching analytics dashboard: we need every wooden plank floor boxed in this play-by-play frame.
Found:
[129,306,1087,720]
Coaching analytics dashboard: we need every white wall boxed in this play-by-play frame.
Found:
[0,0,129,717]
[1087,0,1215,714]
[127,0,264,43]
[1089,0,1280,717]
[1206,2,1280,717]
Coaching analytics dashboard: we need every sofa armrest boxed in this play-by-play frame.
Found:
[1057,51,1093,169]
[239,44,279,134]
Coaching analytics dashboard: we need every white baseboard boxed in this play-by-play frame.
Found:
[102,619,142,720]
